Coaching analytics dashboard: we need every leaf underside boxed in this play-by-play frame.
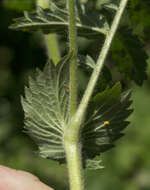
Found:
[9,3,112,38]
[22,54,71,160]
[22,57,132,169]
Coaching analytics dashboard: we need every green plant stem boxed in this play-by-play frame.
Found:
[68,0,78,117]
[44,34,60,65]
[64,0,83,190]
[64,133,83,190]
[64,1,128,189]
[64,1,128,186]
[71,0,129,136]
[36,0,60,64]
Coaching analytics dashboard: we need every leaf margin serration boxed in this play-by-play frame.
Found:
[21,53,72,160]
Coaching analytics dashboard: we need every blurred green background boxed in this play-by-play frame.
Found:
[0,1,150,190]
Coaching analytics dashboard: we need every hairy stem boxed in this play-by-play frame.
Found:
[64,130,84,190]
[37,0,60,64]
[65,3,128,187]
[68,0,78,117]
[71,0,129,134]
[64,0,83,190]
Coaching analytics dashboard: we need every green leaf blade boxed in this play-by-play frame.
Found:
[111,28,148,86]
[82,83,133,160]
[9,4,109,38]
[22,54,72,161]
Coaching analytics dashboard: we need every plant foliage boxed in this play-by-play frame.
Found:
[21,54,71,160]
[111,28,148,85]
[85,0,149,86]
[9,1,149,86]
[9,2,111,38]
[82,83,133,160]
[22,54,132,169]
[128,0,150,39]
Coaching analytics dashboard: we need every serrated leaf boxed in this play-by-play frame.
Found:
[22,53,72,160]
[9,3,109,38]
[82,82,133,159]
[111,28,148,85]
